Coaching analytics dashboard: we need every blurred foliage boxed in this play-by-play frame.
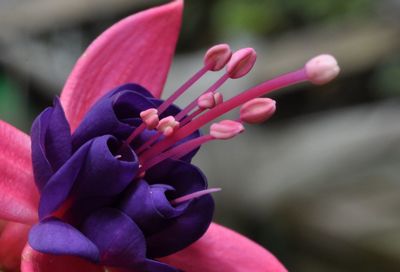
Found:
[0,72,30,130]
[372,54,400,98]
[212,0,377,37]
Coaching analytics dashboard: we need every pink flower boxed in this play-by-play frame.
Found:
[0,1,290,271]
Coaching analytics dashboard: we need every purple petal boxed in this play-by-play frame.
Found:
[71,136,138,198]
[39,135,138,219]
[31,98,72,191]
[72,85,156,149]
[81,208,178,272]
[120,180,190,235]
[123,160,214,258]
[38,140,93,219]
[29,218,100,262]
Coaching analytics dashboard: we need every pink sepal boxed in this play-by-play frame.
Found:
[60,0,183,131]
[0,221,31,271]
[0,121,38,224]
[21,245,104,272]
[160,223,287,272]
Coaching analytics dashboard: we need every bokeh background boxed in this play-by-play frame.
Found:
[1,0,400,271]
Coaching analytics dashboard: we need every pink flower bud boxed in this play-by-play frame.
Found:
[305,54,340,85]
[210,120,244,140]
[226,48,257,79]
[140,108,159,129]
[204,44,232,71]
[240,98,276,124]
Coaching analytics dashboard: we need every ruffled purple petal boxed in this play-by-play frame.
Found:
[71,136,138,198]
[120,180,190,235]
[31,98,72,191]
[39,135,138,220]
[38,140,93,219]
[72,86,156,149]
[81,208,178,272]
[122,160,214,258]
[29,218,100,262]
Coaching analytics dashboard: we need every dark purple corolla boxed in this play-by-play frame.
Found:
[29,84,213,272]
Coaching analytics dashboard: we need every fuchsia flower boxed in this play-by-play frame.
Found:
[0,0,340,271]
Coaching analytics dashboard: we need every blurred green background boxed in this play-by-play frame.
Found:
[1,0,400,271]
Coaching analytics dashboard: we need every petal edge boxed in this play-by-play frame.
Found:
[160,222,288,272]
[0,120,38,224]
[61,0,183,131]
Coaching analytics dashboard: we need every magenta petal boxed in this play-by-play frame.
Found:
[160,223,288,272]
[60,0,183,131]
[0,221,31,271]
[21,244,104,272]
[0,121,38,224]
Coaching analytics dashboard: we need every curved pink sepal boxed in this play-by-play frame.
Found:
[160,223,288,272]
[0,121,38,224]
[0,221,31,271]
[21,245,104,272]
[61,0,183,131]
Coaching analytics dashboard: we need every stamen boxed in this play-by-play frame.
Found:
[141,120,243,170]
[126,44,232,144]
[198,92,223,109]
[176,48,257,123]
[157,116,179,137]
[239,98,276,124]
[140,108,159,130]
[114,155,122,159]
[204,44,232,71]
[141,134,213,171]
[140,54,339,161]
[210,120,244,140]
[174,74,230,123]
[136,131,163,154]
[170,188,222,205]
[226,48,257,79]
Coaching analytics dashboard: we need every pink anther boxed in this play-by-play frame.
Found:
[210,120,244,140]
[157,116,179,137]
[197,92,224,109]
[305,54,340,85]
[140,108,159,130]
[226,48,257,79]
[240,98,276,124]
[204,44,232,71]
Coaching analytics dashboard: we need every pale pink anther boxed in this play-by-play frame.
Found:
[197,92,223,109]
[240,98,276,124]
[226,48,257,79]
[210,120,244,140]
[157,116,179,137]
[204,44,232,71]
[170,188,222,205]
[140,108,159,130]
[213,92,223,105]
[305,54,340,85]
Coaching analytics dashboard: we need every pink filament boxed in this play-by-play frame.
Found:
[170,188,222,205]
[174,73,230,122]
[141,135,213,171]
[136,73,229,152]
[140,68,308,161]
[126,64,211,144]
[136,131,163,154]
